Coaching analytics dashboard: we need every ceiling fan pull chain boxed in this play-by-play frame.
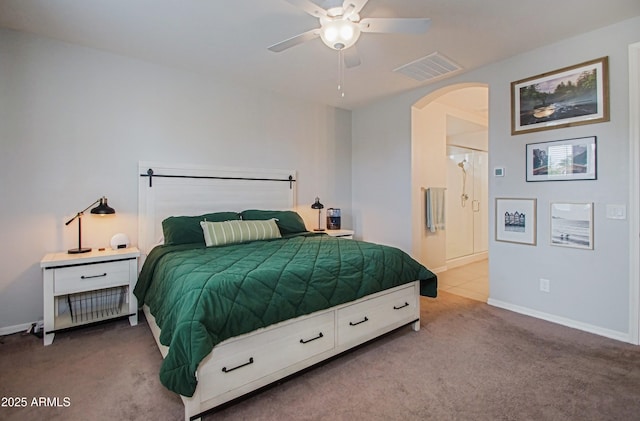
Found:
[338,50,345,98]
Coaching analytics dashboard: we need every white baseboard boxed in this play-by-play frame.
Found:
[446,252,488,269]
[0,322,35,337]
[487,298,631,344]
[431,265,448,274]
[432,252,489,274]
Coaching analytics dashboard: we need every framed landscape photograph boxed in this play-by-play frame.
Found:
[495,198,537,245]
[550,202,593,249]
[511,57,609,135]
[526,136,597,182]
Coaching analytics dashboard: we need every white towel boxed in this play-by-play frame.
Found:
[426,188,446,232]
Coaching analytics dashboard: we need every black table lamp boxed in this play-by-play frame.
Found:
[65,196,115,254]
[311,197,324,231]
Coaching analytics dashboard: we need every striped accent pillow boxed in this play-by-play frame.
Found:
[200,219,281,247]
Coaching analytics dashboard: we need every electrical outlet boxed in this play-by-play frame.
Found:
[539,278,550,293]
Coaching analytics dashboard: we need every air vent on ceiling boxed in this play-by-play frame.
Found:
[394,52,462,82]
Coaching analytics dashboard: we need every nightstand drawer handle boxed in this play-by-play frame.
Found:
[222,357,254,373]
[349,316,369,326]
[393,302,409,310]
[300,332,324,344]
[81,273,107,279]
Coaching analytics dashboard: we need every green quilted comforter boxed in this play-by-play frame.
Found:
[134,233,437,397]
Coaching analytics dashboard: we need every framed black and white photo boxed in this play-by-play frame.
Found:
[526,136,597,182]
[550,202,593,250]
[511,57,609,135]
[495,198,537,245]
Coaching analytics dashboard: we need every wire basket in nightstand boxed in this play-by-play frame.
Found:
[66,286,127,324]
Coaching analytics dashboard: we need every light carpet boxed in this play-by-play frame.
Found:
[1,291,639,421]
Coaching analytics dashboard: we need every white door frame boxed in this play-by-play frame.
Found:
[629,41,640,345]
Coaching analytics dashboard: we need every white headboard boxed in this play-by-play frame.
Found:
[138,161,297,256]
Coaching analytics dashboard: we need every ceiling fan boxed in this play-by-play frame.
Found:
[268,0,431,68]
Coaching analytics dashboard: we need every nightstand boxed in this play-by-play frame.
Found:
[40,247,140,346]
[325,229,354,239]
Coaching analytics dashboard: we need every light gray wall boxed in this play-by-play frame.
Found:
[352,95,414,249]
[486,18,636,338]
[352,16,640,339]
[0,28,352,332]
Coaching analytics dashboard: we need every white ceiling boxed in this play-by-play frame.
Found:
[1,0,639,110]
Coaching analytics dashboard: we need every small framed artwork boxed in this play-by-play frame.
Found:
[511,56,609,135]
[550,202,594,249]
[495,198,537,245]
[526,136,597,182]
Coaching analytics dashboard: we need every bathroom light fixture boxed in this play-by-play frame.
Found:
[65,196,115,254]
[311,197,325,231]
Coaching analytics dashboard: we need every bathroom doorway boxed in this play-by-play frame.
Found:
[411,83,489,301]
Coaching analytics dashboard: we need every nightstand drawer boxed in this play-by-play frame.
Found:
[53,260,130,295]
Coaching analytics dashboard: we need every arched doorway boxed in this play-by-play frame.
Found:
[411,83,489,301]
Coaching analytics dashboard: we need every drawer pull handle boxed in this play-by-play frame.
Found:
[300,332,324,344]
[222,357,254,373]
[349,316,369,326]
[394,302,409,310]
[81,273,107,279]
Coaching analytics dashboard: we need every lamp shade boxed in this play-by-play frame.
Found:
[91,197,115,215]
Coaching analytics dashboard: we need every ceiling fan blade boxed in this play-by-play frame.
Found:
[360,18,431,34]
[343,46,361,68]
[268,29,321,52]
[285,0,328,18]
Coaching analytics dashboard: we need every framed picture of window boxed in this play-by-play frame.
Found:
[511,57,609,135]
[550,202,594,250]
[526,136,597,182]
[495,198,537,245]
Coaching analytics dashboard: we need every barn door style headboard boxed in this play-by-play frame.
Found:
[138,161,297,257]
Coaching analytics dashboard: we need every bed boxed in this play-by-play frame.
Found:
[136,162,437,421]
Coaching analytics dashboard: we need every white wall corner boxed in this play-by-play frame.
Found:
[628,40,640,345]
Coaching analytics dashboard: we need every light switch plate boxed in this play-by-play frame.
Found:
[606,204,626,220]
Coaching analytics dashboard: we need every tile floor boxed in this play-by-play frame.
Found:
[437,259,489,302]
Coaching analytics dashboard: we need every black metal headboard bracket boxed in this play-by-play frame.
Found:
[141,168,296,189]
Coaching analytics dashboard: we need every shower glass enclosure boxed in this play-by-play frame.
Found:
[446,145,488,261]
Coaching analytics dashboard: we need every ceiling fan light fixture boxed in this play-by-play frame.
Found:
[320,18,361,50]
